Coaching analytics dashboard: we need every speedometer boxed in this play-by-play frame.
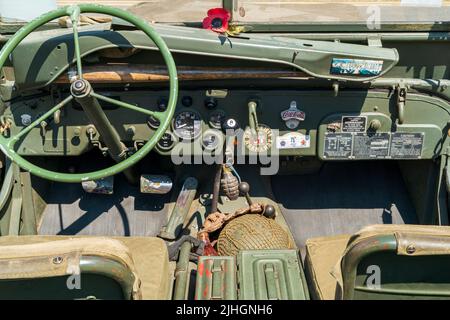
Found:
[172,111,202,140]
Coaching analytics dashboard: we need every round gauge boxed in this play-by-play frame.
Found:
[147,115,160,129]
[157,132,176,151]
[172,111,202,140]
[243,125,273,153]
[202,129,223,151]
[208,110,226,129]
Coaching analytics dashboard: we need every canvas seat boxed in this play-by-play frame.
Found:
[305,224,450,300]
[0,235,171,300]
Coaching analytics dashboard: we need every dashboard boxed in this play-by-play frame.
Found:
[5,88,449,160]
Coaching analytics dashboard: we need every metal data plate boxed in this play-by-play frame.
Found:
[237,250,309,300]
[390,132,424,159]
[341,116,367,133]
[195,256,237,300]
[353,132,390,159]
[323,132,424,160]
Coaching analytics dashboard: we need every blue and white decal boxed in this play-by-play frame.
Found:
[330,58,383,76]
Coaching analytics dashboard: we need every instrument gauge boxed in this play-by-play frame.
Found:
[243,125,273,153]
[157,132,176,151]
[208,110,226,129]
[147,115,160,129]
[172,111,202,140]
[201,129,224,151]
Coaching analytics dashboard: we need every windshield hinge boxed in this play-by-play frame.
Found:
[223,0,236,19]
[367,35,382,47]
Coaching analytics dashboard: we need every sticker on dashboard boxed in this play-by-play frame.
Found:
[330,58,383,76]
[276,132,310,149]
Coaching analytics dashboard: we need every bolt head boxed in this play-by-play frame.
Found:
[406,244,416,254]
[71,79,88,96]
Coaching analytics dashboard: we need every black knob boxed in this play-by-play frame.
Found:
[181,96,193,107]
[222,118,240,131]
[263,205,276,219]
[204,98,218,110]
[238,182,250,195]
[157,97,168,111]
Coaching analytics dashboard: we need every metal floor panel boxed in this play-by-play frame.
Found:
[38,178,170,237]
[272,161,418,249]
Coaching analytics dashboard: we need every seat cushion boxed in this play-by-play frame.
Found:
[304,234,350,300]
[0,235,170,300]
[117,237,171,300]
[305,225,450,300]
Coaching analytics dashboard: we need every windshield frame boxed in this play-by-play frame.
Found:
[222,0,450,32]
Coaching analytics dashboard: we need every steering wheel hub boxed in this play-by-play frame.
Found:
[71,79,89,96]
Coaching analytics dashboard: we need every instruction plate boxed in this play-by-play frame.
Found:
[323,132,424,160]
[353,133,390,159]
[341,116,367,133]
[323,133,353,159]
[390,133,424,159]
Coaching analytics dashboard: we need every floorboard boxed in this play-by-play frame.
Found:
[272,161,418,250]
[38,178,170,237]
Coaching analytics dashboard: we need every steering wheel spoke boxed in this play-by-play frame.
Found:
[9,95,73,145]
[90,92,165,120]
[67,5,83,79]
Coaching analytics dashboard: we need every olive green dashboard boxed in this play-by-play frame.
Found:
[5,88,449,160]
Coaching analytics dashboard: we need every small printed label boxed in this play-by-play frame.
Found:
[353,133,390,159]
[323,132,425,160]
[323,133,353,158]
[276,132,310,149]
[342,116,367,133]
[330,58,383,76]
[390,132,424,159]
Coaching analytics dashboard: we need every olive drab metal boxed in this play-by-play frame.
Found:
[1,0,450,301]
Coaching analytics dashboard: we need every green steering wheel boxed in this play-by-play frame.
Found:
[0,4,178,183]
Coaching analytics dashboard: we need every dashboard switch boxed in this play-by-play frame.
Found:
[204,97,218,110]
[222,118,240,131]
[181,96,193,107]
[157,97,168,111]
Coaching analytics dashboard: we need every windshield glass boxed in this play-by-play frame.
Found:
[2,0,449,25]
[233,0,450,24]
[57,0,450,24]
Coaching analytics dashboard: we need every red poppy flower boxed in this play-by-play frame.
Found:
[202,8,231,33]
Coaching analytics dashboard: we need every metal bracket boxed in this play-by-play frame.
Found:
[368,36,383,48]
[159,177,198,240]
[167,235,205,262]
[396,82,408,125]
[248,100,259,131]
[333,82,339,97]
[8,164,22,235]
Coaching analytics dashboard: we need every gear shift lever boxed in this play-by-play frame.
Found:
[239,181,276,219]
[238,182,252,205]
